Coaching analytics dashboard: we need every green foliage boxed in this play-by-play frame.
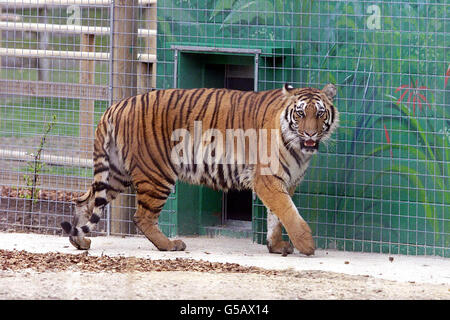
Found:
[22,114,57,203]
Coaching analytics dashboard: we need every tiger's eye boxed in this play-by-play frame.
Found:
[296,110,305,118]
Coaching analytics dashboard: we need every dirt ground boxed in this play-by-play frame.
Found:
[0,249,449,300]
[0,232,449,300]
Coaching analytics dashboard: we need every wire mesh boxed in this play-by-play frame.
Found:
[0,0,448,257]
[0,0,165,236]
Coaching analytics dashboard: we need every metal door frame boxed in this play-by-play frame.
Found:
[171,45,260,225]
[171,45,260,91]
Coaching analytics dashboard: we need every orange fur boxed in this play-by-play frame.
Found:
[63,84,338,256]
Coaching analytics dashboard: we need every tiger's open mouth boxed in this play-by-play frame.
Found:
[300,139,319,153]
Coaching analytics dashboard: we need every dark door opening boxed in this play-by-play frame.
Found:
[223,190,253,221]
[222,65,254,222]
[225,64,254,91]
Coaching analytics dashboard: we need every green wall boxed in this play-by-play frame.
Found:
[157,0,449,257]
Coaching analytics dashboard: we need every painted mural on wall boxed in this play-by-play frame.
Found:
[157,0,449,256]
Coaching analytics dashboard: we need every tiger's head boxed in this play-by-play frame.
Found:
[281,83,338,155]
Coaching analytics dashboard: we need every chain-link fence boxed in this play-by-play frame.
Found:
[0,0,160,236]
[0,0,448,257]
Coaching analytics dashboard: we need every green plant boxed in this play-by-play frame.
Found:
[22,114,57,206]
[372,95,449,239]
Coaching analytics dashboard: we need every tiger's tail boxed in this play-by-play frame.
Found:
[61,114,129,249]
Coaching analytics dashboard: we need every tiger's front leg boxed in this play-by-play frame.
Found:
[266,210,294,256]
[266,186,296,256]
[255,176,314,256]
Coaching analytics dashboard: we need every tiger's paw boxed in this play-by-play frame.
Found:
[267,241,294,256]
[297,242,315,256]
[158,239,186,251]
[293,232,315,256]
[170,239,186,251]
[69,236,91,250]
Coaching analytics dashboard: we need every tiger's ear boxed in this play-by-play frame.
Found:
[322,83,337,102]
[282,83,294,97]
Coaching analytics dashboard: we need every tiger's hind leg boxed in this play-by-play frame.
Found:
[133,181,186,251]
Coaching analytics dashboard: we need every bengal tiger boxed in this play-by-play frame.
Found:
[61,83,338,256]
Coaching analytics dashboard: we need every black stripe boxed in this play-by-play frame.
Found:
[252,90,273,125]
[330,105,335,124]
[152,203,165,212]
[216,164,226,189]
[112,98,131,143]
[186,88,205,122]
[93,152,109,162]
[240,91,253,129]
[174,89,189,128]
[284,107,290,122]
[61,221,72,234]
[110,172,131,188]
[92,181,110,192]
[261,91,282,122]
[282,134,303,165]
[279,159,291,179]
[161,90,179,175]
[109,163,123,175]
[75,196,89,204]
[203,163,219,189]
[140,92,176,185]
[227,163,235,186]
[137,199,152,212]
[273,174,285,183]
[123,96,137,166]
[136,140,176,187]
[137,199,163,214]
[289,109,298,130]
[95,197,108,207]
[133,174,173,196]
[93,165,109,175]
[134,181,172,199]
[194,90,215,121]
[138,191,169,201]
[89,214,100,224]
[210,90,224,129]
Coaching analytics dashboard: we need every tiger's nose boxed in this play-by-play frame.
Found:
[305,131,317,138]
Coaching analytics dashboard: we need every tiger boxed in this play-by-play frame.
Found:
[61,83,338,256]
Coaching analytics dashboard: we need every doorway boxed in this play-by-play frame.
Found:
[221,64,254,223]
[174,47,258,233]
